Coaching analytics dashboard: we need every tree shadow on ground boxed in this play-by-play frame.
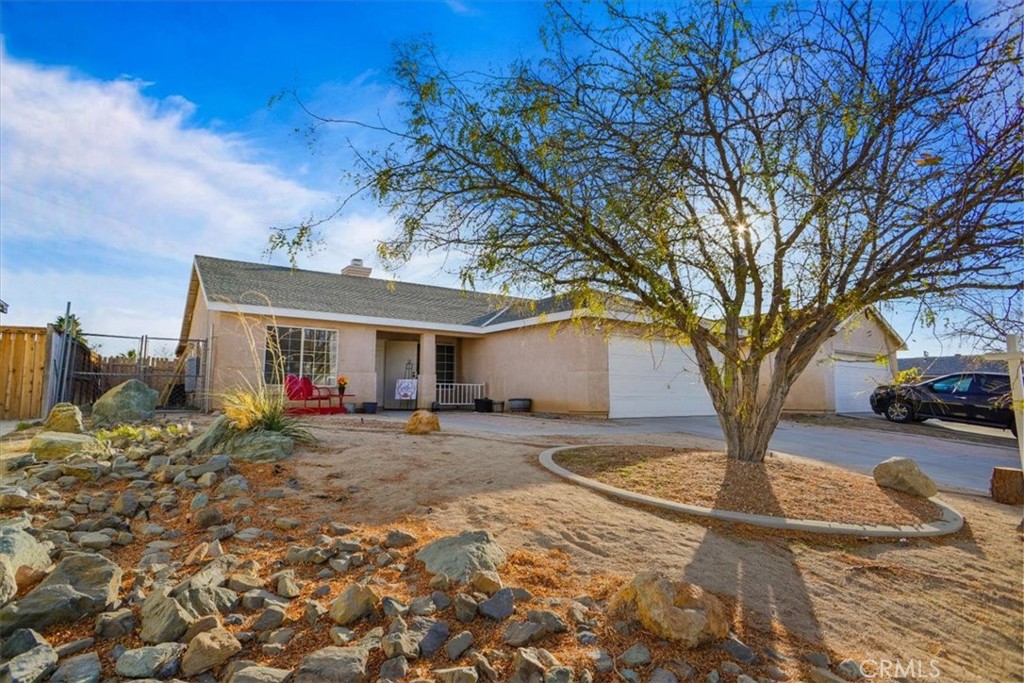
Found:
[682,457,827,663]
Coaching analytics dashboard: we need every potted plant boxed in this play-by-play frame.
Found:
[337,375,348,395]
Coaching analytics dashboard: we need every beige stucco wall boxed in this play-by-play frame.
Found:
[773,311,900,413]
[460,322,610,414]
[186,288,210,342]
[204,312,380,406]
[193,296,898,417]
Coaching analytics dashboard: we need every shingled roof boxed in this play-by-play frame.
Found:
[898,355,1010,377]
[192,255,574,328]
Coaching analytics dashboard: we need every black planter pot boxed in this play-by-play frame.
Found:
[508,398,532,413]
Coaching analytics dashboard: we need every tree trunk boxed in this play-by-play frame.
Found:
[719,410,777,462]
[991,467,1024,505]
[691,323,830,463]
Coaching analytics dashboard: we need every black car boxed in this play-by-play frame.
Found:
[869,372,1017,436]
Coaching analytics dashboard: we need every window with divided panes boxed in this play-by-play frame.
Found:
[264,326,337,386]
[436,344,456,384]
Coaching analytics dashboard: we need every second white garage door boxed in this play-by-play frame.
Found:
[833,358,892,414]
[608,336,716,418]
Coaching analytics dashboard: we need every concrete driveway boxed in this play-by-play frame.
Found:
[388,410,1019,495]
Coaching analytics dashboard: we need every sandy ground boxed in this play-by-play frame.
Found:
[285,415,1024,683]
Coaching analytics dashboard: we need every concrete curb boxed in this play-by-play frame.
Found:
[539,445,965,538]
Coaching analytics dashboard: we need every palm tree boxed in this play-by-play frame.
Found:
[54,314,87,345]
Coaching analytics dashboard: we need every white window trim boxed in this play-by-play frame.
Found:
[437,343,457,384]
[265,325,338,386]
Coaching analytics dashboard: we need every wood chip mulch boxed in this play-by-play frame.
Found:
[553,446,943,527]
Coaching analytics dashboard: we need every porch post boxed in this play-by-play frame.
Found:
[418,332,437,410]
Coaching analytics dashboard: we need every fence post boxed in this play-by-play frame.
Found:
[55,303,74,403]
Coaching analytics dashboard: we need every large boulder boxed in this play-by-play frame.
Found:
[873,457,938,498]
[0,558,15,607]
[180,626,242,676]
[608,571,728,648]
[91,379,158,426]
[0,642,58,683]
[415,530,507,583]
[48,651,101,683]
[0,553,122,636]
[221,430,294,463]
[328,585,380,626]
[227,666,293,683]
[27,432,102,461]
[140,588,195,643]
[0,488,42,510]
[114,643,186,679]
[0,527,53,605]
[293,646,370,683]
[406,410,441,435]
[185,415,294,463]
[509,647,548,683]
[43,403,84,433]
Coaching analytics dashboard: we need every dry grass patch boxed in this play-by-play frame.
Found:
[553,445,943,527]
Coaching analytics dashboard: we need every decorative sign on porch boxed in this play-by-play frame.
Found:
[395,378,418,401]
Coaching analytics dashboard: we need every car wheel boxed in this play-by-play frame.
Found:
[885,400,914,424]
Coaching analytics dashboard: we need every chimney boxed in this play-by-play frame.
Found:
[341,258,372,278]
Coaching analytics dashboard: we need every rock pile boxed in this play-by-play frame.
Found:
[0,407,860,683]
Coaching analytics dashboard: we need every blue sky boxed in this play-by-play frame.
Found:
[0,1,970,356]
[0,1,548,355]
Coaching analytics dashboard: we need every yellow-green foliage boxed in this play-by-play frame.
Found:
[221,386,282,432]
[892,367,924,386]
[95,423,191,447]
[95,424,145,443]
[219,385,313,442]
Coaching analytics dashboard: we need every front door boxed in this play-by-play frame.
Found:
[382,341,419,410]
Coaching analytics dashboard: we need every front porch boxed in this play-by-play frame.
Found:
[374,331,487,410]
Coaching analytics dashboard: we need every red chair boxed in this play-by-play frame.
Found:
[284,374,335,414]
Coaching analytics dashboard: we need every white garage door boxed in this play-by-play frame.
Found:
[833,358,892,414]
[608,336,716,418]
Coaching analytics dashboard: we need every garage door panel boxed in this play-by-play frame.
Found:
[834,359,891,413]
[608,337,716,418]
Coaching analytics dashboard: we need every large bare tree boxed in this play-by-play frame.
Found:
[276,0,1023,462]
[935,290,1023,352]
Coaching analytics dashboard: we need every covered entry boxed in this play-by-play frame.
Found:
[607,336,716,418]
[375,333,420,410]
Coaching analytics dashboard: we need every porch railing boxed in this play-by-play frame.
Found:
[436,382,485,407]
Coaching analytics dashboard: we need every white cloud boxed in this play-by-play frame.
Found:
[0,46,378,340]
[444,0,477,16]
[0,44,517,348]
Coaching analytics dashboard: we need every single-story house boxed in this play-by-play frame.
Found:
[177,255,904,416]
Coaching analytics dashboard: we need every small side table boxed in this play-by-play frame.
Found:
[336,392,354,413]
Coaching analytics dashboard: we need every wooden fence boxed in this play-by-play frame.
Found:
[0,326,50,420]
[1,327,207,419]
[95,357,179,395]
